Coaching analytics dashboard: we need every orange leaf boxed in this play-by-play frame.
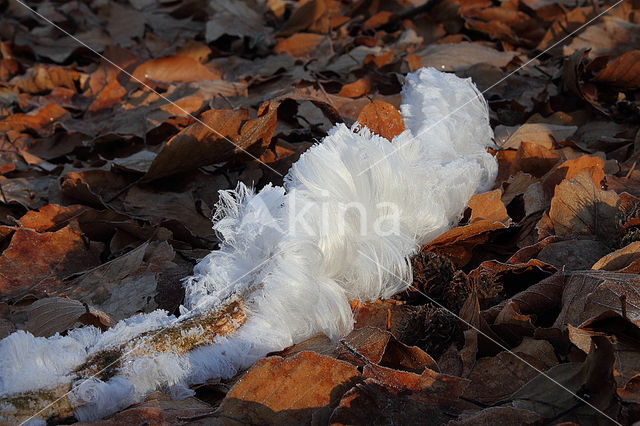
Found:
[0,223,103,300]
[338,77,373,98]
[593,50,640,89]
[274,33,326,57]
[131,56,220,85]
[357,99,405,141]
[218,352,360,424]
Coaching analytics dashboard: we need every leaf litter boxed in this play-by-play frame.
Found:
[1,0,640,424]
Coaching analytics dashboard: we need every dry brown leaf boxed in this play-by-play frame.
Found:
[592,50,640,89]
[536,6,593,53]
[493,301,536,343]
[511,336,618,423]
[277,0,326,37]
[0,103,69,136]
[363,363,470,403]
[542,155,605,199]
[0,175,55,210]
[338,77,373,98]
[495,123,577,150]
[548,170,622,246]
[501,172,537,206]
[425,220,509,267]
[462,348,549,404]
[460,4,544,47]
[563,17,640,57]
[510,141,562,178]
[9,64,79,94]
[274,33,326,57]
[217,351,359,424]
[58,242,175,321]
[131,56,221,85]
[356,99,405,142]
[143,101,279,181]
[415,42,516,72]
[482,270,564,325]
[536,239,610,271]
[24,296,112,337]
[87,46,138,112]
[554,271,640,329]
[329,378,452,425]
[78,392,214,425]
[0,222,103,300]
[60,169,135,209]
[468,189,510,225]
[352,300,427,343]
[591,241,640,272]
[450,407,542,425]
[19,204,89,232]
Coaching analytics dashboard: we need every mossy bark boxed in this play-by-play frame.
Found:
[0,298,246,424]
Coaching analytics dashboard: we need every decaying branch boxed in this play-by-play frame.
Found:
[0,299,245,424]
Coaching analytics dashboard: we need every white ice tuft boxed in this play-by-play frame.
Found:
[0,68,496,421]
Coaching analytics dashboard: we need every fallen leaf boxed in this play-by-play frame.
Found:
[450,407,542,425]
[462,348,550,404]
[425,219,511,267]
[106,2,145,48]
[143,101,279,181]
[217,351,360,424]
[362,363,470,405]
[329,378,454,425]
[495,123,577,150]
[468,189,510,225]
[19,204,90,232]
[78,392,214,425]
[24,296,111,337]
[58,242,175,321]
[563,17,640,57]
[416,42,516,72]
[338,77,373,98]
[205,1,270,42]
[542,155,605,199]
[536,239,610,270]
[0,102,69,136]
[548,170,622,247]
[510,142,562,177]
[511,336,618,423]
[0,176,55,210]
[14,27,109,63]
[460,4,544,47]
[9,64,80,94]
[132,56,220,86]
[482,270,564,325]
[274,33,327,57]
[277,0,326,37]
[356,100,405,142]
[60,169,135,209]
[554,270,640,329]
[0,222,103,300]
[109,150,157,174]
[591,241,640,272]
[592,50,640,89]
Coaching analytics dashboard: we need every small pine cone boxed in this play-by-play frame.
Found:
[416,305,463,360]
[396,251,472,312]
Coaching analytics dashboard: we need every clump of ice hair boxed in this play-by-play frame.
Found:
[0,68,496,422]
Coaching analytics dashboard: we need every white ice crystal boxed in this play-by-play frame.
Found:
[0,68,497,421]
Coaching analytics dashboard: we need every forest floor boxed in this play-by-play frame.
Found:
[1,0,640,424]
